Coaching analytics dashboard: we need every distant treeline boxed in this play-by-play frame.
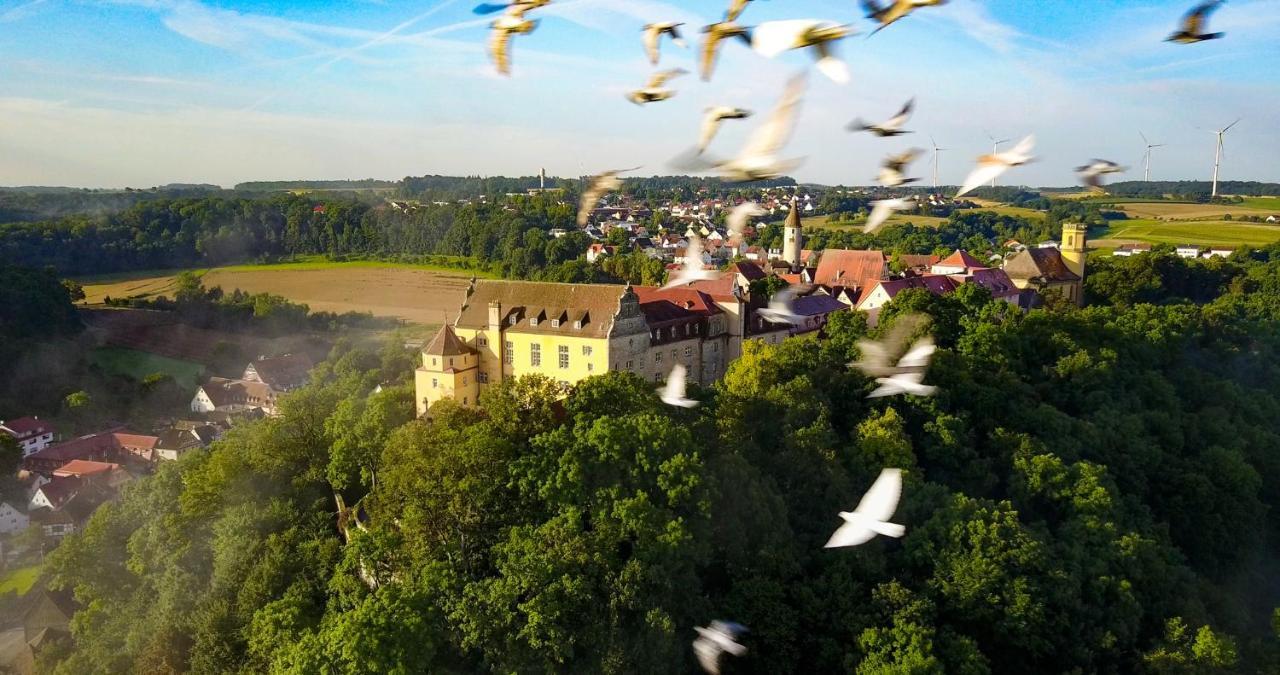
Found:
[233,179,398,192]
[0,186,228,223]
[397,174,798,202]
[1106,181,1280,199]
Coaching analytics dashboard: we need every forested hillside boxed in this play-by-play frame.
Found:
[36,248,1280,673]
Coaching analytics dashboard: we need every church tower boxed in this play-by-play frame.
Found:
[782,198,803,270]
[1060,222,1087,305]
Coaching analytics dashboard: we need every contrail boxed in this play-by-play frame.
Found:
[314,0,464,72]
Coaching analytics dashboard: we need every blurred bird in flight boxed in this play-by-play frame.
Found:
[643,22,687,65]
[692,620,748,674]
[700,22,753,81]
[862,0,948,35]
[955,135,1035,198]
[699,107,753,152]
[751,20,854,83]
[1167,0,1226,44]
[662,235,721,289]
[849,98,915,137]
[673,74,806,182]
[487,2,544,76]
[627,69,686,105]
[865,196,916,234]
[756,286,803,326]
[576,169,636,226]
[659,363,699,408]
[1075,159,1125,191]
[877,148,923,187]
[726,200,764,244]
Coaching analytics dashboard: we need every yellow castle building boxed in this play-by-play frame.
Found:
[1002,223,1087,305]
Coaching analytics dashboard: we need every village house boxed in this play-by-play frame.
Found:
[1003,224,1087,306]
[1175,245,1200,259]
[0,501,29,535]
[1,417,56,457]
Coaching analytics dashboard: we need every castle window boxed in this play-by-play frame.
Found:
[478,372,488,384]
[530,344,541,367]
[510,315,518,325]
[448,358,454,367]
[431,378,438,389]
[574,320,583,329]
[558,345,569,369]
[588,363,594,372]
[671,349,678,360]
[478,336,488,347]
[684,346,692,359]
[432,357,437,366]
[582,346,592,356]
[655,351,662,364]
[504,341,513,364]
[551,319,561,328]
[530,317,539,327]
[626,360,633,369]
[463,397,468,405]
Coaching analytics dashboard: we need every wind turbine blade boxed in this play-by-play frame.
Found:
[1140,131,1149,145]
[1224,118,1241,133]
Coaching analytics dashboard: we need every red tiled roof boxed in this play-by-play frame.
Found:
[112,433,159,451]
[1,416,53,439]
[866,275,959,304]
[680,276,740,301]
[25,430,122,466]
[34,476,82,509]
[777,273,803,284]
[937,250,985,269]
[899,254,941,269]
[634,287,723,324]
[53,460,119,478]
[814,249,888,287]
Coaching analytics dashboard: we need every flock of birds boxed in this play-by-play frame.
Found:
[475,0,1232,671]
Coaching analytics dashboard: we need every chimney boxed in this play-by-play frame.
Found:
[488,301,502,331]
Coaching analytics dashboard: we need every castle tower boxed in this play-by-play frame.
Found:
[1060,222,1087,305]
[782,198,803,270]
[415,324,479,416]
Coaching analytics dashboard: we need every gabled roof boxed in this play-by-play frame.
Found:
[937,250,984,269]
[456,280,625,339]
[634,287,723,324]
[791,294,850,317]
[898,254,940,269]
[25,430,122,466]
[866,275,959,304]
[199,378,274,408]
[34,476,82,509]
[52,460,118,478]
[424,324,474,357]
[1004,247,1080,283]
[957,268,1022,299]
[245,354,313,390]
[814,249,888,287]
[729,261,767,282]
[1,416,54,439]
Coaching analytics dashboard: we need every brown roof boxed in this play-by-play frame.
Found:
[34,476,82,509]
[634,287,723,325]
[937,250,984,269]
[866,275,959,304]
[1004,248,1080,283]
[1,416,54,439]
[729,261,767,282]
[957,268,1021,299]
[784,201,801,228]
[246,354,312,390]
[814,249,888,287]
[679,276,740,301]
[200,378,274,408]
[457,280,626,339]
[898,254,940,269]
[25,430,121,466]
[53,460,118,478]
[112,433,159,451]
[792,294,850,317]
[423,325,474,357]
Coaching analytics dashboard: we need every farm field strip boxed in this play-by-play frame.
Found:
[1095,220,1280,248]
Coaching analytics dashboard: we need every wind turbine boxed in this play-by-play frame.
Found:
[929,135,946,190]
[1210,119,1240,198]
[1140,131,1165,182]
[985,132,1011,188]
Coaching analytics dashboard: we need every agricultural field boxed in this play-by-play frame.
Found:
[807,213,950,230]
[1234,196,1280,212]
[0,565,39,596]
[1092,219,1280,248]
[90,347,205,389]
[80,261,479,328]
[1114,202,1277,221]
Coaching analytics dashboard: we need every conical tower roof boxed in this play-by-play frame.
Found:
[423,324,473,357]
[784,198,801,229]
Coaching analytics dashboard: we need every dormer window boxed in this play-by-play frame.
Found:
[530,317,539,326]
[509,315,518,325]
[551,319,560,328]
[573,319,583,329]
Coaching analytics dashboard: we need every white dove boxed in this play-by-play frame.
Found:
[693,621,748,674]
[751,19,854,84]
[867,337,936,398]
[955,135,1035,198]
[662,235,720,289]
[726,201,765,244]
[643,22,687,65]
[700,106,753,152]
[825,468,906,548]
[864,196,916,234]
[848,98,915,137]
[675,74,807,182]
[576,168,637,226]
[756,286,803,326]
[659,363,698,408]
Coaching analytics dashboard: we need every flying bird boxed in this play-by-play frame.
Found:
[867,337,936,398]
[751,20,854,83]
[488,4,542,76]
[576,169,636,226]
[756,286,804,326]
[1075,159,1126,190]
[700,107,753,152]
[1167,0,1225,44]
[848,98,915,137]
[726,200,765,244]
[659,363,698,408]
[627,69,687,105]
[724,0,754,22]
[673,74,807,182]
[954,135,1035,198]
[663,235,721,289]
[850,312,931,377]
[862,0,948,34]
[473,0,549,15]
[877,148,923,187]
[865,196,916,234]
[700,22,753,81]
[643,22,687,65]
[693,621,748,674]
[825,468,906,548]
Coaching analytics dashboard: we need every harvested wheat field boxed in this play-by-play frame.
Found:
[1117,202,1276,221]
[201,268,472,326]
[82,264,477,327]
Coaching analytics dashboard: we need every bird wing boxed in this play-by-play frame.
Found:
[727,201,763,236]
[686,234,704,267]
[649,68,686,88]
[1006,134,1036,160]
[815,55,850,84]
[699,113,723,152]
[853,339,894,375]
[474,2,510,15]
[700,31,723,81]
[860,0,887,20]
[643,26,661,64]
[824,519,877,548]
[955,162,1006,198]
[855,468,903,522]
[577,176,611,226]
[738,74,806,160]
[1184,0,1223,33]
[725,0,749,22]
[896,337,935,369]
[865,200,896,234]
[663,363,688,400]
[751,20,816,57]
[769,286,797,313]
[883,97,914,129]
[488,29,512,76]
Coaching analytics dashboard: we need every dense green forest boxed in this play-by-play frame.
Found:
[1104,181,1280,200]
[34,246,1280,673]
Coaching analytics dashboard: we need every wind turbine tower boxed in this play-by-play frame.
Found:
[986,133,1010,188]
[929,136,946,190]
[1140,132,1165,182]
[1211,119,1240,198]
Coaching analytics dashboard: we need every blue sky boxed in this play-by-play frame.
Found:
[0,0,1277,188]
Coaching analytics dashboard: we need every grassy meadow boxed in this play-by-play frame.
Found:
[1093,219,1280,248]
[90,347,206,389]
